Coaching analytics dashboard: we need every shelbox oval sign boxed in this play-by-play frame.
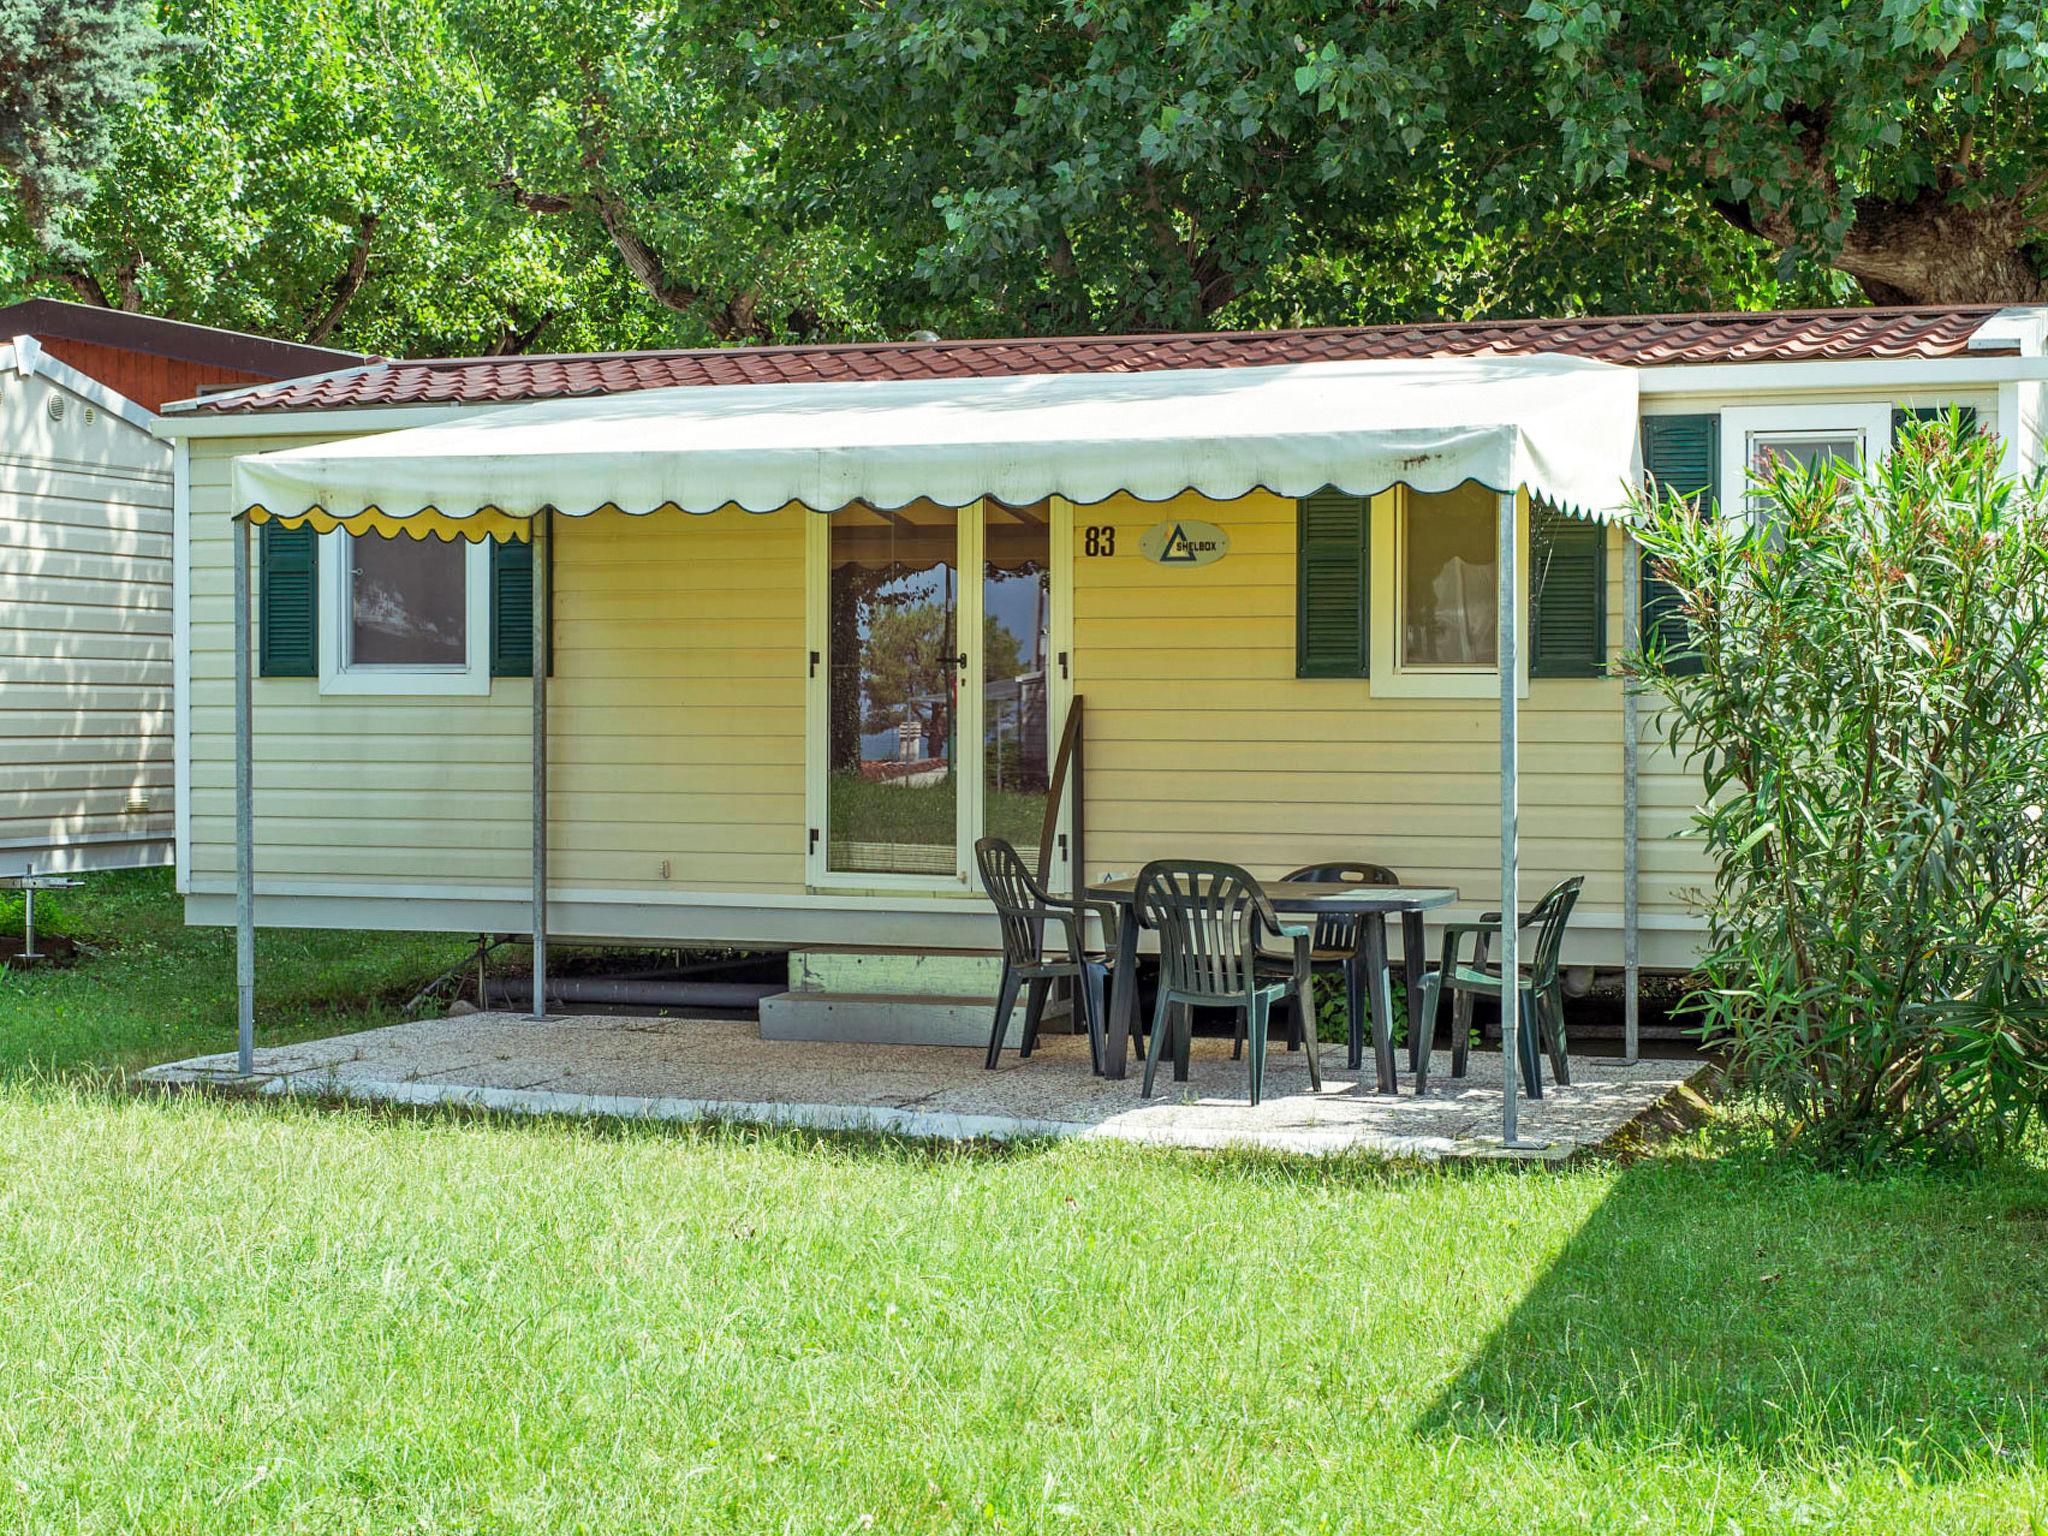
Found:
[1138,518,1229,567]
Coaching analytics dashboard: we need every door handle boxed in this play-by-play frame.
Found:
[955,653,969,672]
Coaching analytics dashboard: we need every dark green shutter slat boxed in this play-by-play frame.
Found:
[1530,503,1606,678]
[1639,413,1716,676]
[490,534,552,677]
[258,521,318,677]
[1296,489,1369,678]
[490,536,530,675]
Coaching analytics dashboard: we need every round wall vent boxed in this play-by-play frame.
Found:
[46,395,64,422]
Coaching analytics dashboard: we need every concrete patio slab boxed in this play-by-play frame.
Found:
[138,1012,1710,1160]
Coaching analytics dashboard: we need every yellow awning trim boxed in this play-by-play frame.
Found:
[243,504,532,543]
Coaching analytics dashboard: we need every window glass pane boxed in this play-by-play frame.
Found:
[1750,433,1861,482]
[827,501,958,876]
[1746,432,1861,541]
[983,502,1051,853]
[1401,485,1497,668]
[349,534,466,667]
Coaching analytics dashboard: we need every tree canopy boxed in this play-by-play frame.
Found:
[0,0,168,260]
[0,0,2041,353]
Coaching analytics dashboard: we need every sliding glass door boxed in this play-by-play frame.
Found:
[824,502,961,877]
[980,501,1053,856]
[812,499,1061,887]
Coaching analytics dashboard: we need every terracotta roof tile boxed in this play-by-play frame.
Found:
[179,305,2011,415]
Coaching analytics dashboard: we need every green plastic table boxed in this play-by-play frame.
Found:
[1085,878,1459,1093]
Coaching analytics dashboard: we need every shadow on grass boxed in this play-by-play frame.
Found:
[1418,1146,2048,1477]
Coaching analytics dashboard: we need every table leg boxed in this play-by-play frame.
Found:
[1102,913,1141,1079]
[1362,914,1397,1095]
[1402,910,1427,1074]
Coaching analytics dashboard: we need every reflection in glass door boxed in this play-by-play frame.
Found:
[816,498,1063,885]
[826,503,960,876]
[982,502,1052,853]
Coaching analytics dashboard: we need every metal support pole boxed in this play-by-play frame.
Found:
[1621,528,1642,1064]
[1497,490,1539,1149]
[233,515,256,1074]
[20,862,36,962]
[530,511,550,1019]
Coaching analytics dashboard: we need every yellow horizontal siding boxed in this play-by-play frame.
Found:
[187,437,808,896]
[1070,490,1709,921]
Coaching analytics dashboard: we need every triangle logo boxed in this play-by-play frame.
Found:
[1158,522,1198,563]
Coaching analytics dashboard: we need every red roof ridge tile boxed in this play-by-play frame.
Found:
[172,303,2024,415]
[366,302,2009,374]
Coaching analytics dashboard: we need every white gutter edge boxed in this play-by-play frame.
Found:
[157,358,391,416]
[151,402,470,440]
[1638,354,2048,395]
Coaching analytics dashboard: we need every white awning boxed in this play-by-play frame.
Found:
[233,353,1641,539]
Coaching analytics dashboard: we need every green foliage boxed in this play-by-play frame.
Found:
[1503,0,2048,302]
[6,0,2043,349]
[0,0,672,353]
[1631,417,2048,1164]
[0,0,168,259]
[1310,968,1408,1048]
[755,0,1837,335]
[430,0,886,343]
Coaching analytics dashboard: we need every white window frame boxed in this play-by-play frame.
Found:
[1368,486,1530,700]
[317,529,491,697]
[1720,403,1893,531]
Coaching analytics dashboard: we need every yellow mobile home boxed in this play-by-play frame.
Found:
[157,306,2048,1068]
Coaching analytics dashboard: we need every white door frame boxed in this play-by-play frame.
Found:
[804,500,1074,894]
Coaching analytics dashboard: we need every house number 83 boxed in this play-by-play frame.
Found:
[1083,526,1117,557]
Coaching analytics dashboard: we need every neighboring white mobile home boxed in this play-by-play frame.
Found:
[0,304,365,879]
[155,307,2048,1006]
[0,339,174,876]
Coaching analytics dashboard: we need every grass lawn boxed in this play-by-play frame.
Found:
[0,869,470,1078]
[0,871,2044,1533]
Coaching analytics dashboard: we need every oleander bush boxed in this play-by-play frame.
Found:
[1631,414,2048,1165]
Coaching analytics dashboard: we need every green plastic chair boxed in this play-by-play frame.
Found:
[1135,860,1320,1108]
[1275,860,1400,1073]
[1417,876,1582,1097]
[974,836,1117,1072]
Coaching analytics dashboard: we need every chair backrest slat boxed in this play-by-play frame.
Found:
[974,838,1049,965]
[1525,875,1585,983]
[1136,860,1274,999]
[1280,860,1399,952]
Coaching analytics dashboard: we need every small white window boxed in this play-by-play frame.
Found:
[1721,404,1892,542]
[319,531,490,695]
[1369,484,1529,699]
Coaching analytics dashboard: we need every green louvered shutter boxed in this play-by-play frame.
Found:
[1892,405,1980,442]
[258,521,318,677]
[1530,502,1606,678]
[1296,490,1370,678]
[1638,414,1717,677]
[490,535,552,676]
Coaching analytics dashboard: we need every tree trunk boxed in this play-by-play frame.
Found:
[303,211,379,344]
[1726,187,2046,306]
[1834,190,2045,306]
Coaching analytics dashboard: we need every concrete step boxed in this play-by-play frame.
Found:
[760,990,1015,1049]
[789,947,1006,998]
